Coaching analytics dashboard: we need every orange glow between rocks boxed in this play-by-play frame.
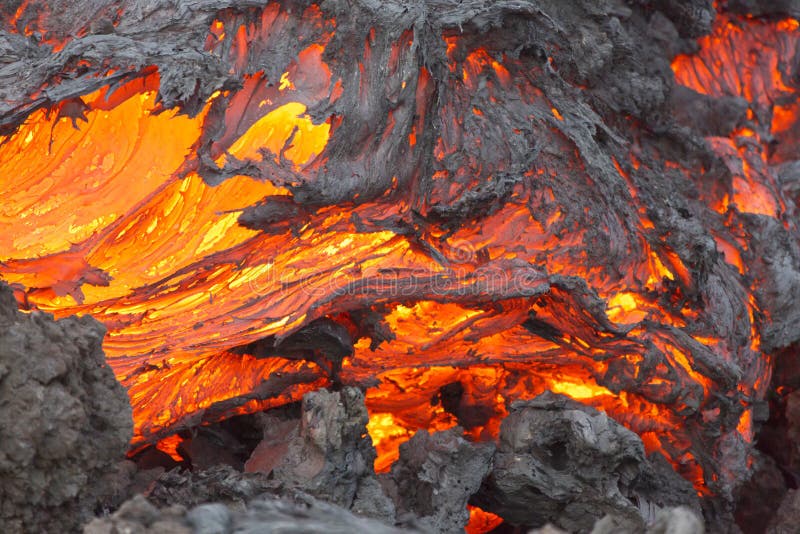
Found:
[466,505,504,534]
[548,377,617,400]
[365,412,415,473]
[155,434,184,462]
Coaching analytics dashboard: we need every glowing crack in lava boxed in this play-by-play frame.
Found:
[1,0,799,500]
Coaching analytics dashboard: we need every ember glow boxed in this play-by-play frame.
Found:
[672,14,797,217]
[1,0,799,505]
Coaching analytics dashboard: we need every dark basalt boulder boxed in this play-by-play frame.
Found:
[385,427,495,533]
[245,387,396,523]
[0,282,133,533]
[473,392,700,532]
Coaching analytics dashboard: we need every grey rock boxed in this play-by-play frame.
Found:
[86,491,412,534]
[156,390,396,524]
[186,503,232,534]
[388,427,495,533]
[84,494,191,534]
[351,475,398,525]
[647,507,704,534]
[766,489,800,534]
[670,86,748,137]
[591,514,641,534]
[0,282,132,533]
[114,494,161,525]
[530,525,569,534]
[147,464,278,509]
[248,387,396,523]
[474,393,699,532]
[233,495,407,534]
[591,506,704,534]
[743,214,800,354]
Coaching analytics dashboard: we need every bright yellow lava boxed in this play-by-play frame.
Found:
[218,102,330,168]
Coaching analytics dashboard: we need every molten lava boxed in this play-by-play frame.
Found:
[1,0,798,506]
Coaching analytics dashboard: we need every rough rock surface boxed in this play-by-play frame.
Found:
[592,506,705,534]
[473,393,699,532]
[0,282,132,533]
[78,387,715,532]
[761,388,800,478]
[245,387,395,523]
[84,495,191,534]
[646,507,705,534]
[766,489,800,534]
[146,465,279,510]
[84,492,410,534]
[733,451,787,533]
[385,428,495,533]
[87,492,706,534]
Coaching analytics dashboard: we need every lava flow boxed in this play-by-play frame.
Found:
[1,0,799,503]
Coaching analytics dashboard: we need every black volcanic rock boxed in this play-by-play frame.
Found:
[245,387,395,523]
[0,282,132,533]
[727,0,800,18]
[473,393,699,532]
[385,428,495,533]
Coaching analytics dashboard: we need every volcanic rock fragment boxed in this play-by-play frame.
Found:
[0,282,132,532]
[744,215,800,354]
[232,317,354,384]
[237,196,312,235]
[592,506,704,534]
[669,86,748,137]
[385,427,495,533]
[245,387,395,523]
[84,494,190,534]
[653,0,716,38]
[85,492,410,534]
[146,465,278,509]
[473,392,699,532]
[766,489,800,534]
[734,452,788,533]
